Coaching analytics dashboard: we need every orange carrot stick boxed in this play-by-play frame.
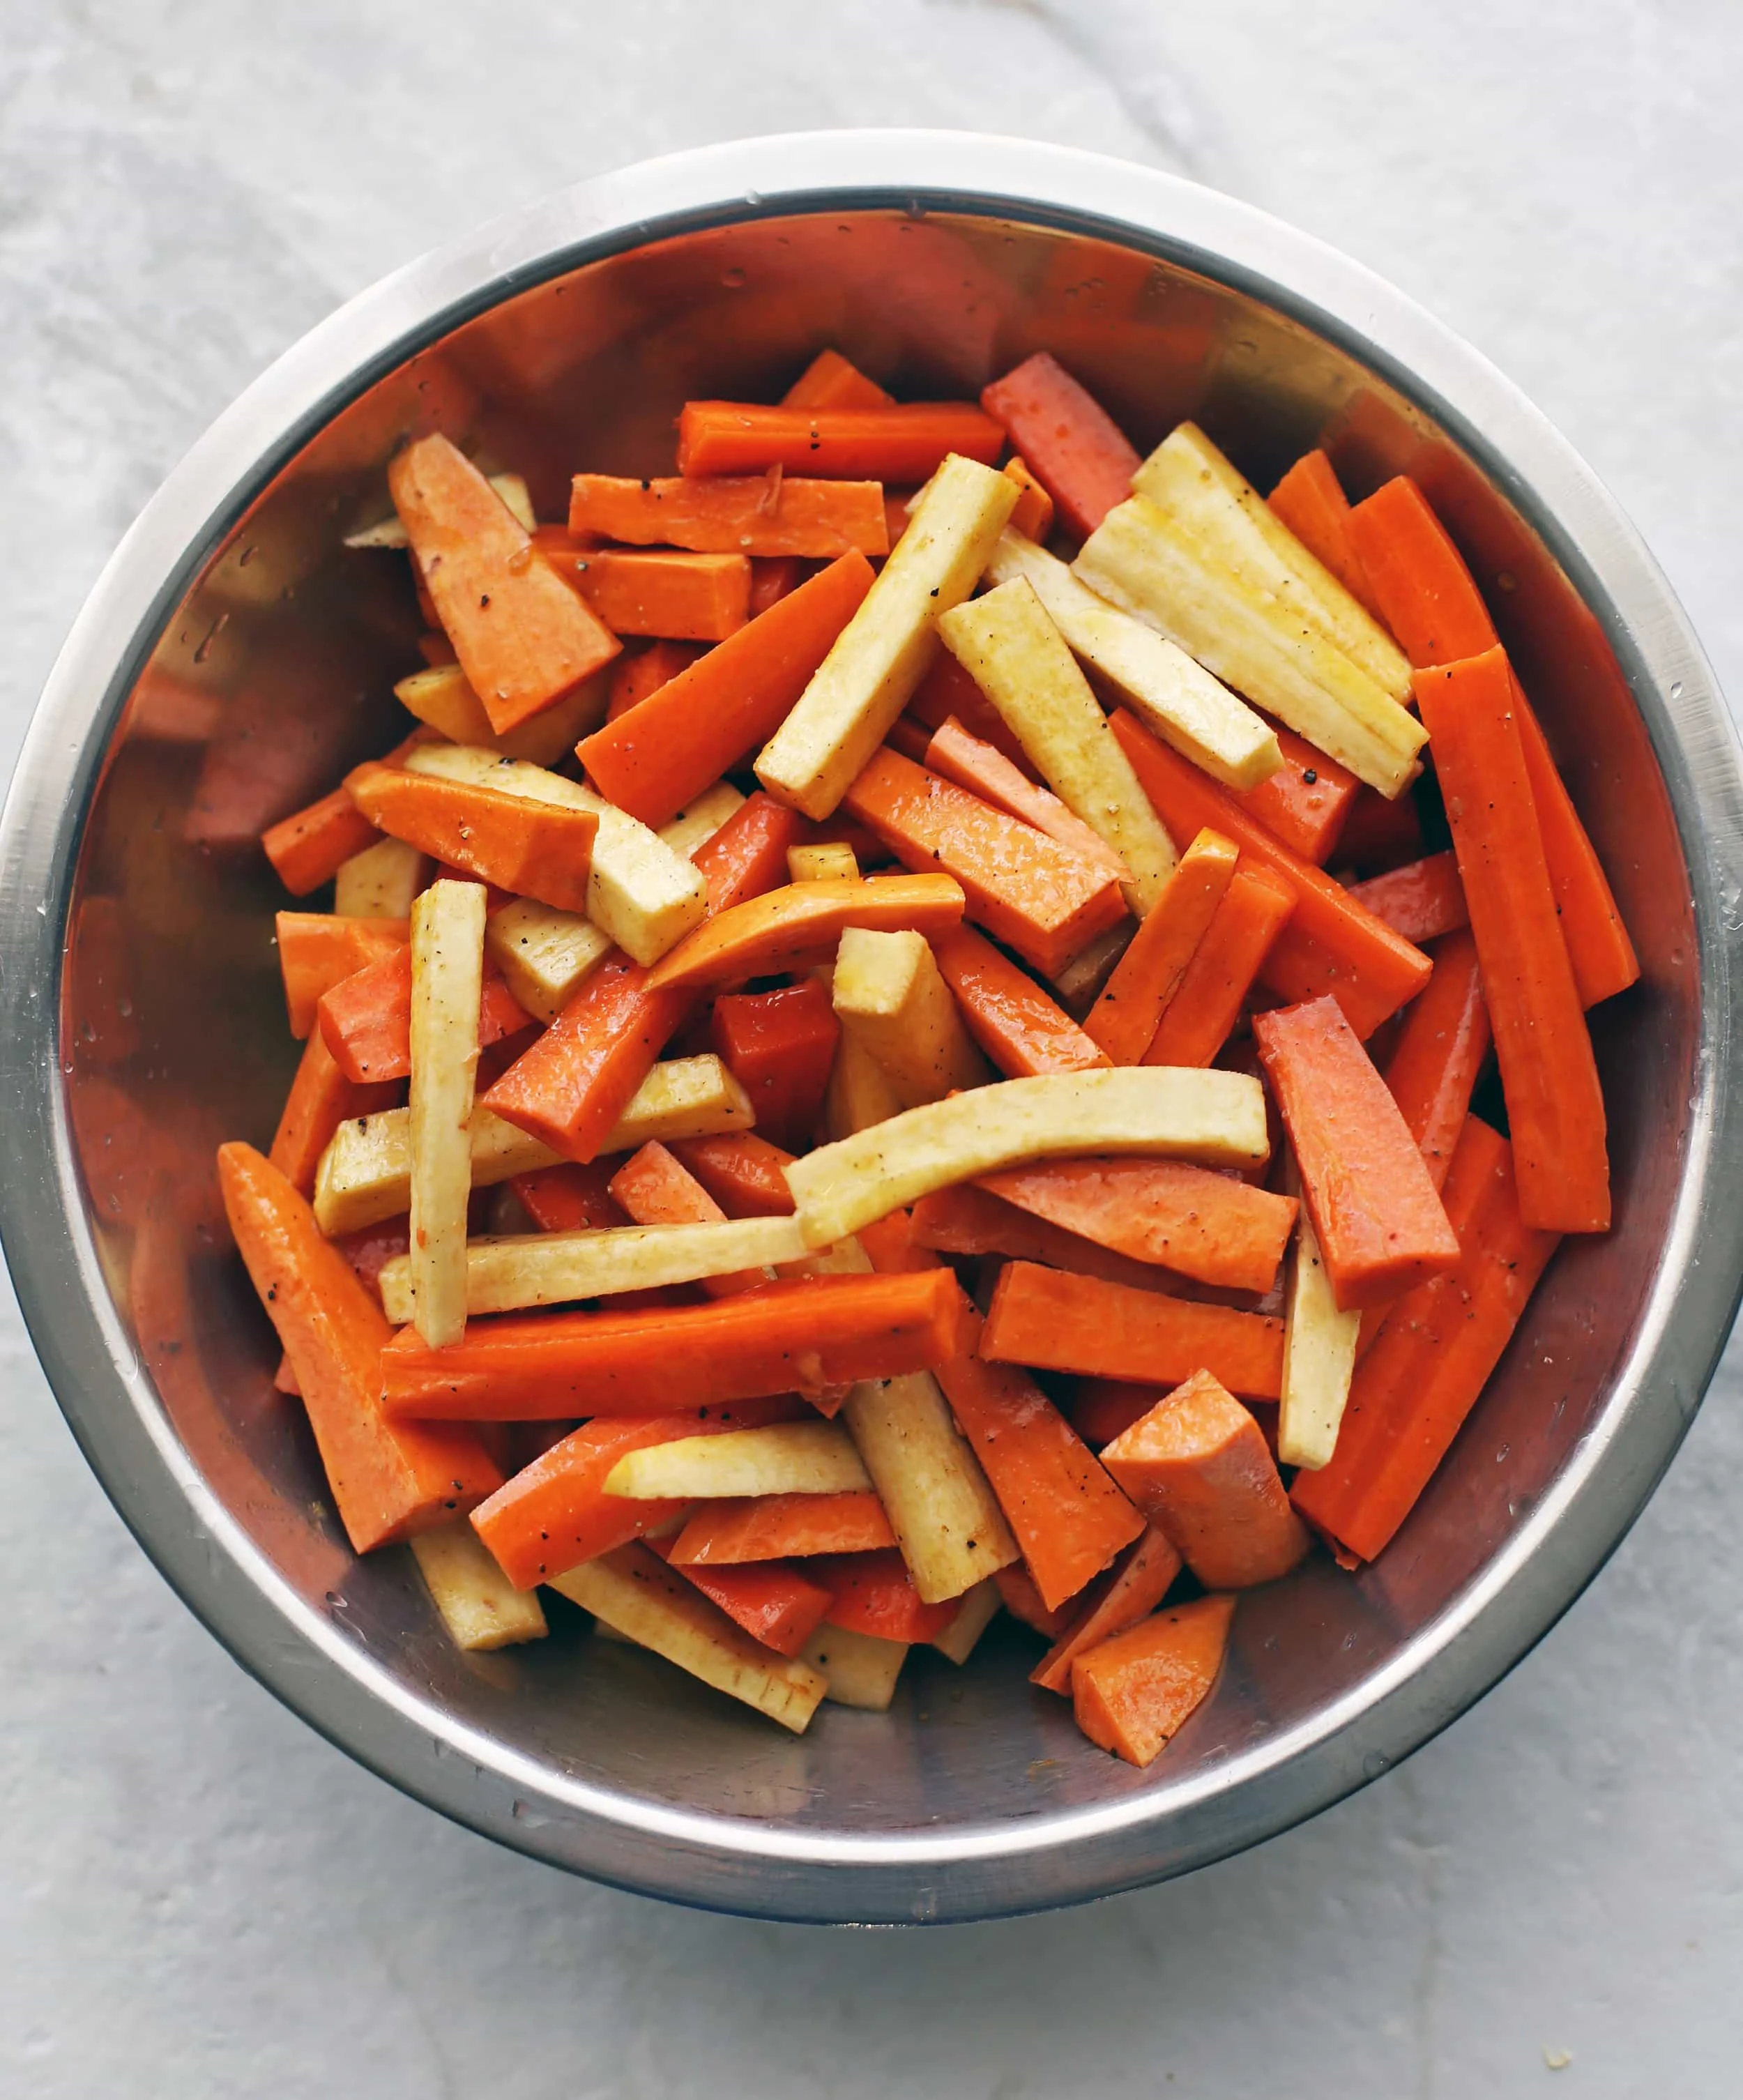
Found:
[345,764,598,913]
[606,1141,772,1298]
[676,401,1003,480]
[669,1489,896,1564]
[812,1548,957,1643]
[381,1269,974,1421]
[275,912,407,1038]
[390,434,618,735]
[268,1030,400,1196]
[669,1133,799,1218]
[1071,1592,1235,1767]
[978,1159,1297,1295]
[1382,928,1492,1190]
[653,1547,832,1658]
[1415,647,1609,1231]
[709,980,839,1152]
[1031,1526,1183,1694]
[1345,475,1495,667]
[904,650,1041,779]
[1334,783,1426,875]
[606,639,708,722]
[929,921,1110,1079]
[1233,723,1359,865]
[317,947,532,1084]
[538,540,752,642]
[935,1351,1143,1612]
[910,1183,1187,1296]
[508,1160,627,1233]
[1143,862,1297,1068]
[1346,850,1468,945]
[980,352,1141,540]
[982,1262,1286,1401]
[1099,1369,1309,1588]
[924,717,1132,884]
[218,1143,501,1552]
[1086,827,1239,1063]
[782,348,895,411]
[1003,455,1056,540]
[261,727,439,897]
[644,872,967,994]
[577,553,874,828]
[1111,708,1431,1037]
[1267,450,1383,616]
[749,556,803,616]
[569,473,889,559]
[841,749,1125,978]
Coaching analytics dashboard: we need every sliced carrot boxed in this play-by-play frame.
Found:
[979,352,1141,540]
[910,1183,1186,1296]
[1234,723,1358,865]
[677,401,1003,480]
[669,1133,799,1218]
[577,553,874,828]
[217,1143,501,1552]
[1072,1592,1235,1767]
[606,639,708,722]
[1143,862,1297,1068]
[935,1350,1143,1612]
[1347,850,1468,946]
[1032,1526,1183,1694]
[904,650,1041,779]
[841,748,1125,977]
[1334,784,1425,876]
[644,872,966,994]
[653,1549,832,1658]
[669,1489,896,1564]
[929,922,1109,1079]
[982,1262,1286,1401]
[569,473,889,559]
[994,1562,1075,1638]
[260,727,435,897]
[1382,929,1492,1189]
[1111,709,1431,1037]
[783,347,895,411]
[380,1268,974,1420]
[539,538,751,641]
[1267,450,1381,616]
[268,1030,399,1196]
[1070,1377,1171,1449]
[390,435,618,735]
[1345,475,1495,667]
[923,717,1132,885]
[749,556,803,616]
[1086,827,1238,1063]
[812,1548,957,1642]
[275,912,407,1039]
[508,1160,627,1233]
[605,1141,772,1298]
[1291,1116,1560,1561]
[979,1159,1297,1295]
[345,763,598,913]
[317,947,532,1084]
[1415,646,1609,1231]
[1099,1369,1309,1588]
[709,979,839,1152]
[1003,455,1056,540]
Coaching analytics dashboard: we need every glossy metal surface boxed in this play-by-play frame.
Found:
[1,133,1737,1925]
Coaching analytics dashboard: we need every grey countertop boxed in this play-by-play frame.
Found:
[3,3,1739,2093]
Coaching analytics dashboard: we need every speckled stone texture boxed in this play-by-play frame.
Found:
[2,4,1739,2094]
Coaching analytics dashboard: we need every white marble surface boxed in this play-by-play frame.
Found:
[3,4,1740,2093]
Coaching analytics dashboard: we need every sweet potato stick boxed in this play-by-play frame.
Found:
[1085,826,1238,1063]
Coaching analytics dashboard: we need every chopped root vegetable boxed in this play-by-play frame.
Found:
[1086,825,1238,1063]
[1346,851,1468,946]
[261,726,434,896]
[911,1181,1185,1296]
[543,542,751,641]
[1344,475,1495,669]
[1235,724,1358,865]
[277,912,407,1039]
[671,1133,798,1218]
[346,764,598,913]
[569,473,889,559]
[393,658,609,767]
[980,352,1141,540]
[812,1549,957,1643]
[317,948,530,1085]
[1267,450,1380,616]
[677,400,1003,480]
[1031,1527,1182,1695]
[1072,1592,1235,1767]
[406,879,486,1348]
[1003,457,1054,540]
[602,1420,872,1500]
[269,1029,398,1196]
[800,1623,909,1710]
[334,835,426,919]
[932,1578,1003,1664]
[409,1519,548,1650]
[823,1029,907,1141]
[709,980,840,1150]
[652,1550,832,1659]
[929,922,1110,1079]
[1143,862,1297,1069]
[923,715,1133,885]
[669,1490,896,1565]
[1277,1194,1361,1471]
[831,927,990,1106]
[1383,928,1493,1190]
[788,841,859,882]
[783,348,894,411]
[646,873,967,994]
[1099,1369,1310,1588]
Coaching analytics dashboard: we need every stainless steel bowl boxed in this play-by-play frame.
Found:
[3,132,1737,1926]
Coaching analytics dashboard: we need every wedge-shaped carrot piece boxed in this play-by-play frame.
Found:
[1072,1592,1235,1767]
[1268,450,1380,616]
[983,1263,1286,1401]
[923,717,1132,886]
[1383,929,1492,1190]
[1416,647,1609,1231]
[670,1133,798,1217]
[783,348,894,411]
[935,1350,1143,1613]
[911,1182,1182,1296]
[276,912,407,1039]
[1252,994,1459,1310]
[929,922,1109,1079]
[980,1159,1297,1295]
[317,948,531,1084]
[1086,827,1238,1063]
[1235,723,1358,865]
[811,1548,958,1643]
[1111,708,1432,1037]
[1347,851,1468,946]
[1031,1527,1183,1695]
[678,400,1003,480]
[217,1143,501,1552]
[344,764,597,912]
[380,1268,973,1421]
[261,728,436,896]
[840,749,1125,978]
[980,352,1141,540]
[1292,1116,1560,1561]
[577,553,876,829]
[569,473,889,558]
[709,979,840,1150]
[645,872,967,994]
[540,540,750,641]
[390,435,618,735]
[1003,455,1055,540]
[1143,862,1297,1069]
[1099,1369,1309,1588]
[669,1490,895,1565]
[269,1030,399,1196]
[650,1548,832,1659]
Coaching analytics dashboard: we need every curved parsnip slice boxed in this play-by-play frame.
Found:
[1133,424,1413,702]
[377,1215,808,1323]
[1277,1202,1360,1470]
[645,874,964,994]
[408,878,485,1346]
[393,660,610,766]
[937,577,1175,913]
[552,1543,826,1733]
[409,1519,547,1650]
[985,531,1281,791]
[756,453,1020,819]
[404,744,707,964]
[1075,496,1426,798]
[832,927,990,1106]
[784,1067,1269,1249]
[334,835,426,920]
[800,1622,908,1710]
[602,1422,872,1500]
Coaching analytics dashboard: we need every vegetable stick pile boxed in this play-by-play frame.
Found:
[228,344,1638,1767]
